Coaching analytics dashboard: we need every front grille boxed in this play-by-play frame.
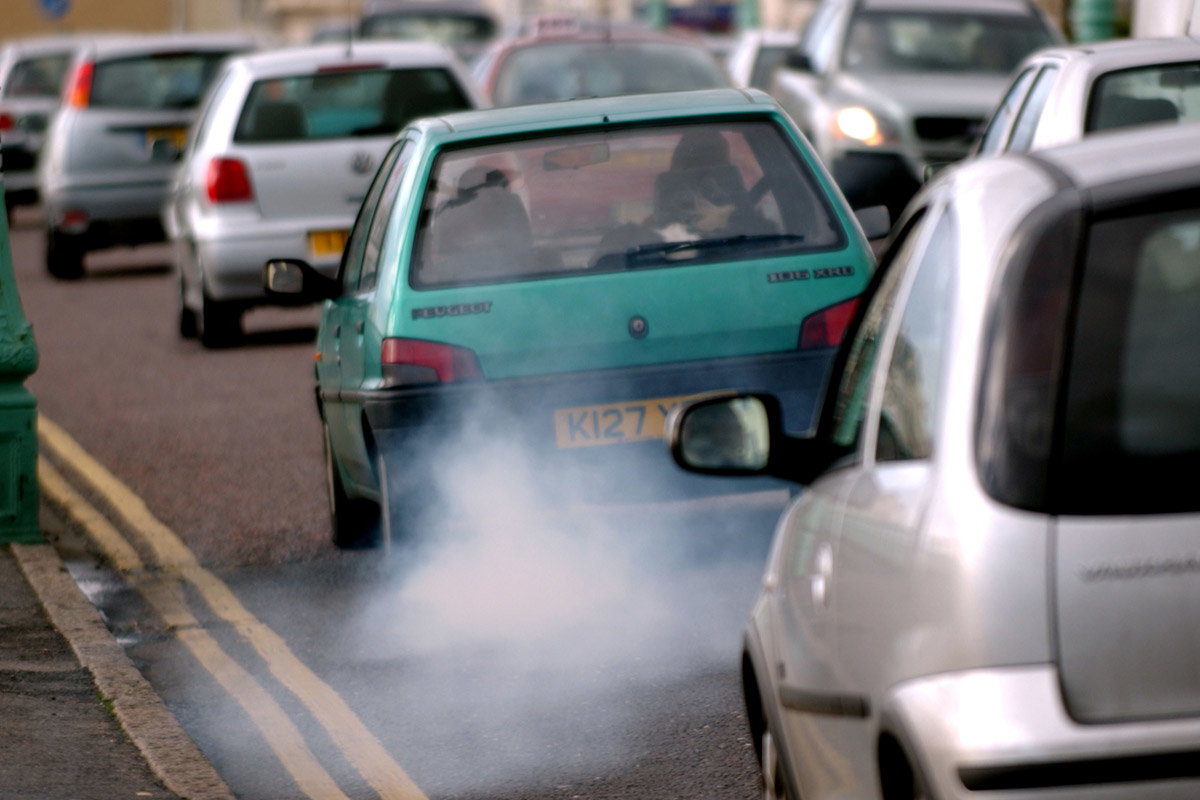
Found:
[914,115,983,141]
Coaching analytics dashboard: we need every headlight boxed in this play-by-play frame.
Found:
[833,106,887,146]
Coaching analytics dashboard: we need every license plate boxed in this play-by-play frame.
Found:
[145,127,187,150]
[308,229,349,257]
[554,394,700,449]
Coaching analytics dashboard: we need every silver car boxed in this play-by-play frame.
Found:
[163,41,482,347]
[975,35,1200,157]
[769,0,1062,219]
[37,32,255,279]
[0,34,88,218]
[668,122,1200,799]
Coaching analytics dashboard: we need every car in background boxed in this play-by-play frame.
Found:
[37,32,256,280]
[471,17,731,106]
[0,34,90,219]
[163,41,481,348]
[974,35,1200,158]
[357,0,499,64]
[725,28,801,90]
[668,122,1200,800]
[264,88,887,549]
[769,0,1062,219]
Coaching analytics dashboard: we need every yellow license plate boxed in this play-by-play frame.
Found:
[308,229,349,257]
[145,127,187,149]
[554,394,700,449]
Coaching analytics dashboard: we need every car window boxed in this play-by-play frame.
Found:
[2,52,72,98]
[977,66,1039,155]
[801,0,842,73]
[840,10,1056,74]
[90,51,236,110]
[750,45,793,90]
[875,209,957,462]
[490,41,728,106]
[410,119,845,288]
[1085,61,1200,133]
[233,67,469,143]
[359,140,414,292]
[1006,64,1058,152]
[360,11,496,44]
[1059,206,1200,514]
[829,211,925,451]
[340,139,406,291]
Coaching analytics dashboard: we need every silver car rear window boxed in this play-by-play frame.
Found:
[90,51,235,110]
[232,67,469,143]
[3,53,72,99]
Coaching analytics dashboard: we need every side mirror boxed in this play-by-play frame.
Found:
[263,258,341,301]
[784,50,814,72]
[854,204,891,241]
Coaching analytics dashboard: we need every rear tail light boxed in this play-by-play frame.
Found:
[205,157,254,203]
[799,297,859,349]
[0,112,14,131]
[380,338,482,386]
[65,61,94,108]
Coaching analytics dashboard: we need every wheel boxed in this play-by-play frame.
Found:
[46,230,85,280]
[198,290,240,348]
[761,727,787,800]
[323,420,381,549]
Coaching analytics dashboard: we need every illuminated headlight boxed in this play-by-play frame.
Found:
[834,106,886,146]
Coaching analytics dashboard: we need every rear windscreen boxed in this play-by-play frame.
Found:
[3,52,71,98]
[233,67,470,143]
[1059,203,1200,514]
[90,51,238,110]
[1085,61,1200,133]
[411,120,846,288]
[360,12,496,43]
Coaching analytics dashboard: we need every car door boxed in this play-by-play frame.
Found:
[322,137,409,489]
[773,212,924,799]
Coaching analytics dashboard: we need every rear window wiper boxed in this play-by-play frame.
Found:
[626,233,807,266]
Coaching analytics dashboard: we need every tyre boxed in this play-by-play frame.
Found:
[178,280,198,339]
[46,230,86,280]
[198,290,240,348]
[323,420,381,549]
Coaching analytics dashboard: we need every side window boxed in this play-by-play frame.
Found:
[1007,65,1059,153]
[875,210,957,462]
[359,140,414,292]
[977,66,1038,155]
[829,210,927,451]
[340,139,407,292]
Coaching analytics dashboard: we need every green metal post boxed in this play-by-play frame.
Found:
[0,175,41,544]
[645,0,668,30]
[1070,0,1117,42]
[737,0,760,31]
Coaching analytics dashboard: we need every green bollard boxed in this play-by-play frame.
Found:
[0,175,41,544]
[1070,0,1118,42]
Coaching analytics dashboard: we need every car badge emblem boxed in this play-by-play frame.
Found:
[628,315,648,340]
[350,152,374,175]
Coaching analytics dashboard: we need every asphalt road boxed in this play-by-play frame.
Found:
[12,208,785,800]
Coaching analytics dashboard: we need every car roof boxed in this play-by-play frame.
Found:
[362,0,496,18]
[858,0,1045,13]
[229,40,463,76]
[1020,34,1200,72]
[77,31,258,60]
[410,87,777,140]
[1032,121,1200,194]
[495,20,707,50]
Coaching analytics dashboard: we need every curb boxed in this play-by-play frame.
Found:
[12,542,237,800]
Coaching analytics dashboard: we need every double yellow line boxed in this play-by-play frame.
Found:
[37,414,427,800]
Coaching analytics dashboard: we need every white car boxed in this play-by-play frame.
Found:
[975,35,1200,157]
[669,121,1200,800]
[725,28,801,91]
[163,41,483,347]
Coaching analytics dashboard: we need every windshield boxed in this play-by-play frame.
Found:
[90,51,239,110]
[233,67,470,142]
[841,11,1056,74]
[411,120,844,288]
[491,40,729,106]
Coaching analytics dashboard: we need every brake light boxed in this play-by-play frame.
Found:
[0,113,13,131]
[205,157,254,203]
[65,61,94,108]
[799,297,859,349]
[380,338,482,386]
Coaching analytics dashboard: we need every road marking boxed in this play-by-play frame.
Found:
[38,416,428,800]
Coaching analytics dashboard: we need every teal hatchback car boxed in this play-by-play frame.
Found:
[266,88,883,548]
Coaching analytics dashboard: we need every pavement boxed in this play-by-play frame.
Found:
[0,505,236,800]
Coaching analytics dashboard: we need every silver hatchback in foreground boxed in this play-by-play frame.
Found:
[668,122,1200,800]
[163,41,481,347]
[37,32,255,279]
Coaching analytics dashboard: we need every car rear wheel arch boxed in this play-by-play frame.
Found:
[877,730,930,800]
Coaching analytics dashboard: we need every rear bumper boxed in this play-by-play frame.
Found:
[886,664,1200,799]
[193,229,341,303]
[355,349,832,506]
[41,177,170,245]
